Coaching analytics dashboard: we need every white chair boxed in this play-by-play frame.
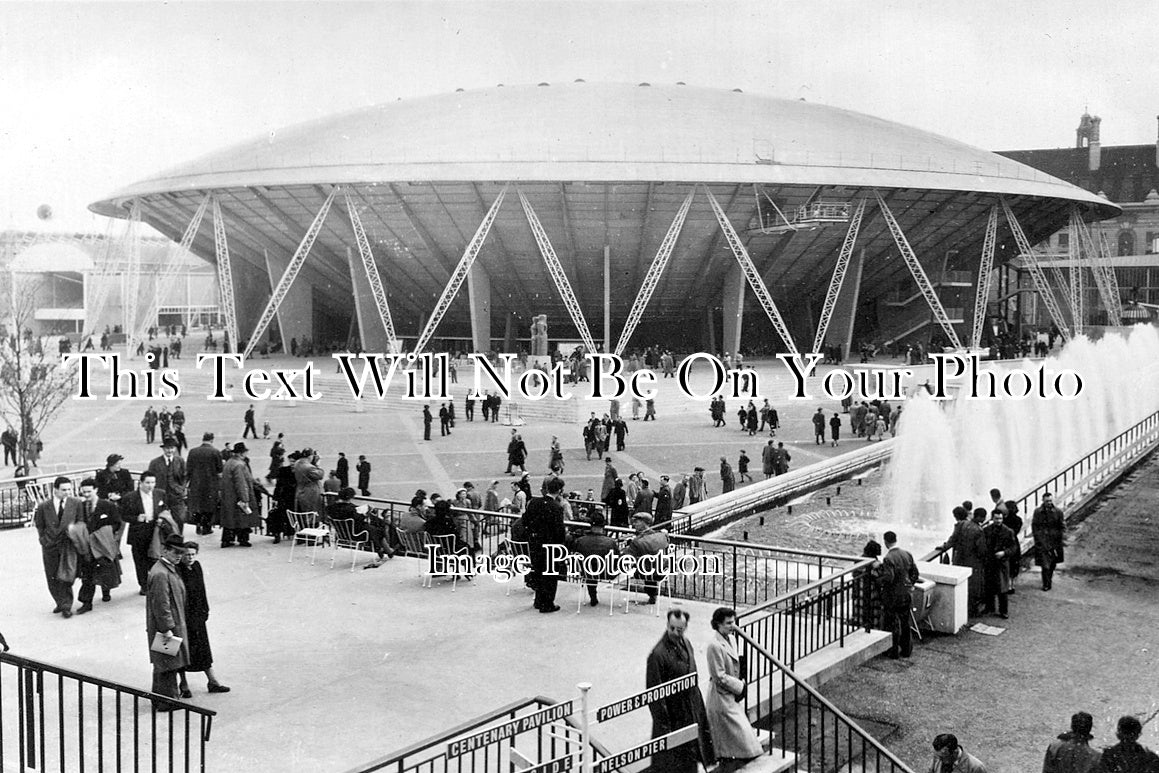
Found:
[430,534,470,591]
[622,572,670,616]
[505,540,532,597]
[395,530,432,584]
[330,518,371,572]
[287,510,328,565]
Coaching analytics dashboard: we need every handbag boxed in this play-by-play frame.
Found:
[150,633,183,656]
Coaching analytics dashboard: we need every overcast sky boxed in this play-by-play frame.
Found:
[2,0,1157,233]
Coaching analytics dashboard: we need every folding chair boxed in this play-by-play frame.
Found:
[395,530,432,584]
[505,540,532,597]
[622,573,670,616]
[287,510,328,565]
[430,534,470,591]
[330,518,371,572]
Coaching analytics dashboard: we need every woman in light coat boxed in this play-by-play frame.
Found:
[705,608,763,772]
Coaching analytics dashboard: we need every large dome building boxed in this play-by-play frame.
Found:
[90,82,1117,357]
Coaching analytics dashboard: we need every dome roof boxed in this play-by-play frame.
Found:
[91,82,1110,215]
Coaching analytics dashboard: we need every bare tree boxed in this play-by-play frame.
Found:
[0,274,77,470]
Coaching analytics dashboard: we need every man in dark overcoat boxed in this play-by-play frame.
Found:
[981,509,1018,618]
[186,432,224,536]
[939,506,987,615]
[523,476,567,613]
[1031,492,1066,591]
[148,439,188,526]
[880,531,919,659]
[646,609,713,773]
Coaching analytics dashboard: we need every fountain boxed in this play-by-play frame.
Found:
[879,324,1159,554]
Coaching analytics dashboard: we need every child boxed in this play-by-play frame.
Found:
[262,421,271,439]
[738,451,753,483]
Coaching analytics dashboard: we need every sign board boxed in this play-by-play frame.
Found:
[446,700,575,758]
[594,724,699,773]
[522,753,578,773]
[593,673,697,723]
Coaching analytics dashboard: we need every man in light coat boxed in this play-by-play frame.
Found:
[146,534,189,707]
[220,443,260,548]
[293,448,325,515]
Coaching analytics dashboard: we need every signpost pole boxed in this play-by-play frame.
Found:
[578,682,593,773]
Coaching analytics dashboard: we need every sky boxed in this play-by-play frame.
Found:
[2,0,1158,233]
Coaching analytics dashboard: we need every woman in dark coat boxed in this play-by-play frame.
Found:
[177,542,230,697]
[603,479,630,528]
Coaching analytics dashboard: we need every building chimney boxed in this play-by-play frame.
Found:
[1088,115,1101,172]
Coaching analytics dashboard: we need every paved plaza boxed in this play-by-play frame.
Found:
[2,352,1156,772]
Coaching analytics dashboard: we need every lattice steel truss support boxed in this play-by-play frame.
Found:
[874,191,963,350]
[1068,208,1084,335]
[969,205,999,349]
[1000,198,1071,341]
[412,184,509,357]
[82,217,122,336]
[242,186,338,361]
[517,189,599,354]
[345,192,399,350]
[704,186,799,356]
[1094,230,1124,324]
[134,193,211,346]
[123,200,143,357]
[211,196,241,350]
[812,197,867,353]
[614,187,696,356]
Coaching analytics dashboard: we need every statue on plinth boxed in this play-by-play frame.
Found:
[530,315,548,357]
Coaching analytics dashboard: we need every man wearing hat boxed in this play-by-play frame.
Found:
[147,439,188,528]
[146,534,190,706]
[626,511,669,604]
[220,443,259,548]
[688,467,708,505]
[293,448,325,516]
[186,433,223,536]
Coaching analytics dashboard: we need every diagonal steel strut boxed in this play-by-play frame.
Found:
[704,186,799,356]
[969,205,999,349]
[615,187,696,356]
[413,184,508,357]
[242,186,338,360]
[518,189,598,354]
[812,197,867,353]
[1000,198,1071,341]
[874,191,963,350]
[134,193,211,346]
[212,196,241,351]
[345,192,398,351]
[1068,208,1083,335]
[123,200,143,358]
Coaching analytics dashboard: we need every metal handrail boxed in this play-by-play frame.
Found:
[345,694,610,773]
[922,408,1159,562]
[737,557,875,622]
[0,650,216,772]
[734,627,916,773]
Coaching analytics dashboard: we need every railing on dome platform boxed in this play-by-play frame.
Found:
[303,493,867,612]
[923,407,1159,563]
[0,651,215,773]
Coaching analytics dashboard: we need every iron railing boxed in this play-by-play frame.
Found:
[307,496,864,610]
[736,559,877,670]
[0,651,215,773]
[735,628,917,773]
[344,695,606,773]
[0,466,106,529]
[924,408,1159,562]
